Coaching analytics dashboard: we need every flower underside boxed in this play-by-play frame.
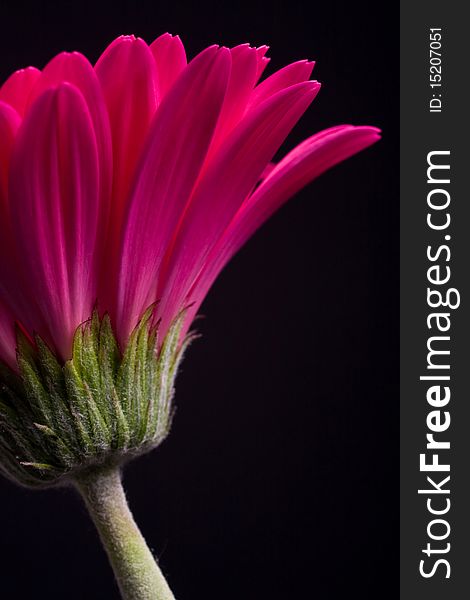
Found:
[0,307,193,487]
[0,33,380,488]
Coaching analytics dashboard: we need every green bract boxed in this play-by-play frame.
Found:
[0,307,193,487]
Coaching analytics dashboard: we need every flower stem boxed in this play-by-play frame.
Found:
[75,467,175,600]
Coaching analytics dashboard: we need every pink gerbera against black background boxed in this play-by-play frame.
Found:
[0,0,398,599]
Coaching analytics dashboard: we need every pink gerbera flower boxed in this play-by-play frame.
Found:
[0,33,379,369]
[0,33,380,600]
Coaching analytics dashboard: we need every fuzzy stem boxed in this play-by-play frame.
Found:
[75,467,175,600]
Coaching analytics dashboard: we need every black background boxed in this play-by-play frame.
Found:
[0,1,398,598]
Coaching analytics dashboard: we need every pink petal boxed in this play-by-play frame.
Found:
[209,44,260,152]
[0,302,16,370]
[0,101,20,210]
[9,83,100,359]
[248,60,315,111]
[95,35,158,290]
[0,102,31,332]
[150,33,187,99]
[95,36,157,183]
[247,125,381,230]
[182,125,381,334]
[156,80,321,334]
[255,46,270,81]
[28,51,112,223]
[260,161,276,180]
[115,46,231,344]
[0,67,41,116]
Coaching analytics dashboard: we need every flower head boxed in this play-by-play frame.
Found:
[0,34,380,485]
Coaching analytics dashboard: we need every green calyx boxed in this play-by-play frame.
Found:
[0,307,193,488]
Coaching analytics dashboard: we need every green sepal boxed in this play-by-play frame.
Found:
[0,308,193,488]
